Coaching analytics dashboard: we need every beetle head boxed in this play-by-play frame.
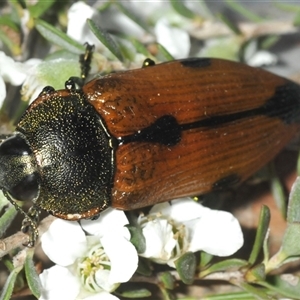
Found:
[0,134,39,202]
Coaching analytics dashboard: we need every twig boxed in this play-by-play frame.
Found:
[0,215,55,258]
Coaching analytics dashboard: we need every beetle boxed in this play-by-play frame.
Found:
[1,50,300,246]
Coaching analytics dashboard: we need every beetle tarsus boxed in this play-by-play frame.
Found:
[80,43,94,84]
[21,207,40,247]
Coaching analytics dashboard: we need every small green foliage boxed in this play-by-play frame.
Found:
[286,176,300,224]
[156,43,174,61]
[158,271,175,290]
[24,249,42,299]
[127,225,146,254]
[87,19,124,62]
[136,257,152,277]
[0,266,22,300]
[248,205,270,266]
[35,19,84,54]
[27,0,57,19]
[199,251,214,268]
[175,252,196,285]
[270,163,287,219]
[225,0,265,22]
[245,264,266,283]
[170,0,196,19]
[118,288,152,298]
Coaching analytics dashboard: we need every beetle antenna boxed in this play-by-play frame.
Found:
[80,43,94,85]
[65,43,94,89]
[3,191,39,247]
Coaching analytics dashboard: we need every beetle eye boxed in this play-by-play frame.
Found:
[9,173,39,201]
[0,135,39,202]
[0,134,32,156]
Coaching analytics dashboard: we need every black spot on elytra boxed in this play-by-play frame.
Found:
[180,58,211,68]
[262,81,300,124]
[118,115,181,147]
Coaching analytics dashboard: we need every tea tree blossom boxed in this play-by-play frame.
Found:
[0,51,40,105]
[39,209,138,300]
[138,198,243,267]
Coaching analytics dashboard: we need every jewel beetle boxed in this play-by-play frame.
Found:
[1,49,300,246]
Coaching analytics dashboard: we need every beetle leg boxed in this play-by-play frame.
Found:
[80,43,94,82]
[3,191,39,247]
[64,43,94,90]
[21,206,40,247]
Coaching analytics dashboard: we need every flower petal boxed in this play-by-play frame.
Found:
[153,198,208,223]
[39,265,80,300]
[140,219,176,262]
[154,18,190,59]
[0,51,27,85]
[81,208,129,237]
[0,77,6,108]
[189,209,243,256]
[41,219,87,266]
[95,269,119,293]
[101,229,138,284]
[67,1,99,45]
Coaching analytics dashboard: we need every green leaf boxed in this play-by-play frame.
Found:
[200,259,248,277]
[245,264,265,283]
[158,271,175,290]
[0,205,18,238]
[248,205,270,265]
[115,2,151,33]
[28,0,57,19]
[14,0,26,9]
[136,257,152,276]
[170,0,196,19]
[281,223,300,257]
[175,252,196,285]
[287,176,300,223]
[130,38,153,58]
[263,274,300,299]
[217,13,241,35]
[0,266,23,300]
[119,288,151,298]
[87,19,124,62]
[294,12,300,26]
[126,225,146,253]
[156,43,174,61]
[202,291,258,300]
[297,151,300,176]
[25,249,42,298]
[0,29,21,56]
[225,0,265,23]
[274,2,300,13]
[0,16,19,31]
[199,251,213,268]
[239,282,271,299]
[270,163,287,219]
[35,19,84,54]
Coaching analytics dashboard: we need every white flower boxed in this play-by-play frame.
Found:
[67,2,100,46]
[138,198,243,267]
[0,51,40,105]
[243,40,277,67]
[21,58,80,103]
[39,209,138,299]
[155,18,190,59]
